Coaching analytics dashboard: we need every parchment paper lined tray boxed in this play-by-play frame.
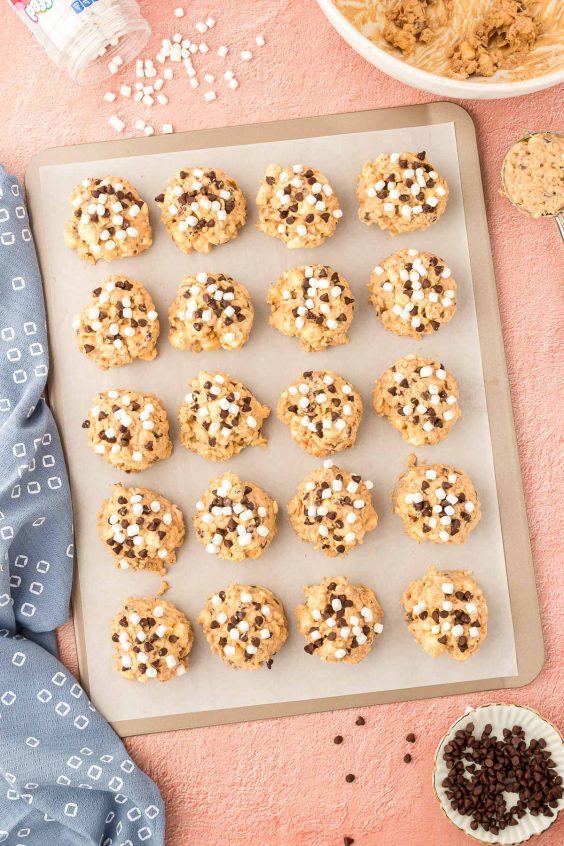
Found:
[26,104,543,737]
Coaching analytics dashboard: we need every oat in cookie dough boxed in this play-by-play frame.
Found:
[502,132,564,219]
[179,372,270,462]
[168,272,254,352]
[368,248,457,338]
[194,472,278,561]
[82,389,172,472]
[374,355,460,446]
[401,565,488,660]
[73,276,159,369]
[198,584,288,670]
[393,455,481,544]
[256,164,342,248]
[288,460,378,557]
[296,575,384,664]
[98,483,185,574]
[357,151,448,235]
[64,176,152,265]
[278,370,362,457]
[267,265,355,352]
[111,597,193,682]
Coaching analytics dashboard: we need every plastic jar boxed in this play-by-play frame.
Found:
[7,0,151,85]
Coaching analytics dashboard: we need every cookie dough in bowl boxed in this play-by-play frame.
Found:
[296,575,384,664]
[194,472,278,562]
[278,370,362,456]
[267,264,355,351]
[82,389,172,472]
[155,167,247,254]
[373,354,460,445]
[501,131,564,219]
[393,455,481,544]
[357,151,448,235]
[368,248,457,338]
[111,597,193,682]
[288,459,378,557]
[401,565,488,660]
[178,371,270,462]
[73,275,159,369]
[198,583,288,670]
[98,483,185,574]
[256,164,342,248]
[168,272,254,352]
[64,176,152,265]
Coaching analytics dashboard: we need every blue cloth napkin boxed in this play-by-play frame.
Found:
[0,166,165,846]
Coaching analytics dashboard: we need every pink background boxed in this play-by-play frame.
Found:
[1,1,562,843]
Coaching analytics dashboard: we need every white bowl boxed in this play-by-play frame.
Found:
[317,0,564,100]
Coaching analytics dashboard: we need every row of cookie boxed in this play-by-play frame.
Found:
[64,153,449,264]
[111,565,487,683]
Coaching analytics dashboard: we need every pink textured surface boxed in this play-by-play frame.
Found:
[1,2,562,844]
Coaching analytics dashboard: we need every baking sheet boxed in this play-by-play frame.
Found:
[26,104,540,737]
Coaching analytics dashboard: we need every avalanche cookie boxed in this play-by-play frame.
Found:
[82,389,172,472]
[178,372,270,462]
[64,176,152,265]
[401,565,488,661]
[194,472,278,561]
[288,460,378,557]
[368,248,457,338]
[111,597,193,682]
[267,265,354,351]
[357,151,448,235]
[278,370,362,456]
[98,483,185,574]
[198,584,288,670]
[155,167,246,254]
[296,575,384,664]
[168,272,254,352]
[73,275,159,369]
[373,355,460,446]
[393,456,481,544]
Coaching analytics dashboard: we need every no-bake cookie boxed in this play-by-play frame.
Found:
[401,565,488,660]
[178,372,270,462]
[194,472,278,562]
[296,575,384,664]
[368,248,457,338]
[168,272,254,352]
[393,455,481,544]
[64,176,152,265]
[155,167,246,254]
[198,583,288,670]
[82,389,172,472]
[502,131,564,219]
[256,164,342,248]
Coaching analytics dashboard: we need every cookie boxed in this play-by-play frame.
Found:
[373,355,460,446]
[278,370,362,457]
[178,372,270,462]
[194,472,278,561]
[198,584,288,670]
[98,483,185,574]
[296,575,384,664]
[368,249,457,338]
[72,275,159,370]
[393,455,481,544]
[267,265,354,352]
[256,164,342,248]
[64,176,152,265]
[155,167,246,254]
[168,271,254,352]
[288,460,378,557]
[401,565,488,660]
[111,597,193,682]
[82,389,172,472]
[357,151,448,235]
